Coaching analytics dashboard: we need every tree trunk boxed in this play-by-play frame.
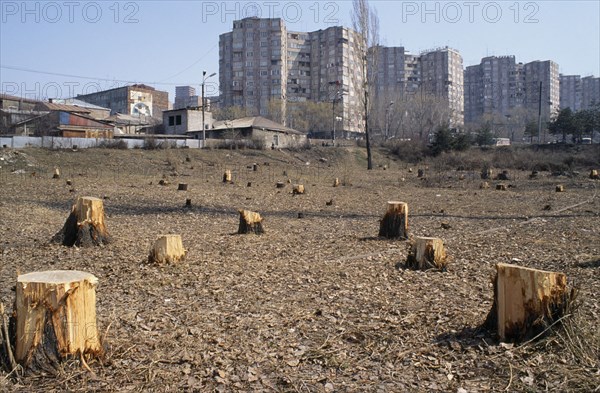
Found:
[52,196,111,247]
[148,235,186,264]
[378,201,408,239]
[485,263,574,342]
[555,185,565,192]
[14,270,102,371]
[333,178,340,187]
[406,237,447,271]
[590,169,599,180]
[238,210,264,234]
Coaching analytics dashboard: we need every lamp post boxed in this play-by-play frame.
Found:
[202,70,216,145]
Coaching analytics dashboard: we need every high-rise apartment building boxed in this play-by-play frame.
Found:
[370,46,464,127]
[581,76,600,109]
[559,75,582,111]
[464,57,559,127]
[219,17,365,133]
[174,85,202,110]
[420,47,464,127]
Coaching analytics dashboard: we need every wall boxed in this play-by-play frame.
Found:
[0,136,201,149]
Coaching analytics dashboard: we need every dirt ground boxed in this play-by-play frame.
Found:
[0,146,599,392]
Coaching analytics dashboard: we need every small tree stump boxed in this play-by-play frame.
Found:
[496,184,507,191]
[148,234,186,264]
[293,184,305,195]
[378,201,408,239]
[555,185,564,192]
[223,170,232,183]
[333,178,340,187]
[247,182,252,187]
[481,168,493,180]
[590,169,599,180]
[158,179,168,186]
[253,163,258,171]
[406,237,448,271]
[178,183,188,191]
[52,168,60,179]
[480,181,490,189]
[276,181,285,188]
[417,169,424,178]
[185,198,192,207]
[238,210,264,234]
[485,263,573,342]
[496,170,510,180]
[52,196,111,247]
[14,270,102,370]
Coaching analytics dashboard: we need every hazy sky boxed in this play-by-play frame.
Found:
[1,1,599,101]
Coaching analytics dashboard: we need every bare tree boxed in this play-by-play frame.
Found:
[352,0,379,169]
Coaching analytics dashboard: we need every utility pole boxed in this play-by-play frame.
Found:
[537,81,542,144]
[202,70,216,146]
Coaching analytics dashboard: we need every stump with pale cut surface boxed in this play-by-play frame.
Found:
[293,184,305,195]
[333,178,340,187]
[148,234,186,264]
[14,270,102,371]
[406,237,448,271]
[378,201,408,239]
[52,196,111,247]
[485,263,573,342]
[238,210,264,234]
[223,170,232,183]
[591,169,599,180]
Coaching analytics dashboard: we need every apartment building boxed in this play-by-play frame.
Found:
[464,57,559,127]
[559,75,582,111]
[77,84,169,120]
[581,76,600,109]
[219,17,365,133]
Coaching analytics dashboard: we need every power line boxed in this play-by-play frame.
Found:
[0,64,218,87]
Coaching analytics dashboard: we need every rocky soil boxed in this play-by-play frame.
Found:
[0,146,599,392]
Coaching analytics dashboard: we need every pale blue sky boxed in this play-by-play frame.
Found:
[1,1,598,101]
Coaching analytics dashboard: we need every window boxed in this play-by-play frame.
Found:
[175,115,182,126]
[168,116,175,126]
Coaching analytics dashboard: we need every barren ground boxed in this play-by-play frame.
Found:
[0,146,599,392]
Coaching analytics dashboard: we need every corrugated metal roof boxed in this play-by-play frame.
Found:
[51,98,110,111]
[35,102,91,113]
[212,116,303,135]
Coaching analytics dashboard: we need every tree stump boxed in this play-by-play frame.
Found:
[238,210,264,234]
[481,168,493,180]
[480,181,490,189]
[52,197,111,247]
[293,184,305,195]
[14,270,102,370]
[333,178,340,187]
[590,169,599,180]
[378,201,408,239]
[555,185,564,192]
[496,170,510,180]
[52,168,60,179]
[417,169,424,178]
[148,234,186,264]
[178,183,188,191]
[406,237,448,271]
[253,163,258,171]
[223,170,232,183]
[485,263,573,342]
[276,181,285,188]
[496,184,507,191]
[185,198,192,207]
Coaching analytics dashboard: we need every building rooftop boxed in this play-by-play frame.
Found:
[211,116,303,135]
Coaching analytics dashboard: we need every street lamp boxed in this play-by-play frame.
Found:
[385,101,394,139]
[202,70,216,145]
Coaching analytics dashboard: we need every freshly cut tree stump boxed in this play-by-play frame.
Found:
[378,201,408,239]
[590,169,599,180]
[253,163,258,171]
[52,196,111,247]
[14,270,102,370]
[496,184,507,191]
[52,168,60,179]
[276,181,285,188]
[555,185,565,192]
[406,237,448,271]
[480,181,490,189]
[293,184,305,195]
[223,170,232,183]
[333,178,340,187]
[148,234,186,264]
[185,198,192,207]
[417,169,424,178]
[238,210,264,234]
[481,168,493,180]
[178,183,188,191]
[485,263,573,342]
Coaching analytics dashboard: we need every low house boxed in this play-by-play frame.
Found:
[163,107,214,135]
[189,116,307,148]
[0,94,43,134]
[17,102,115,138]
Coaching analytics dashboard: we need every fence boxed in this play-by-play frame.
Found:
[0,136,202,149]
